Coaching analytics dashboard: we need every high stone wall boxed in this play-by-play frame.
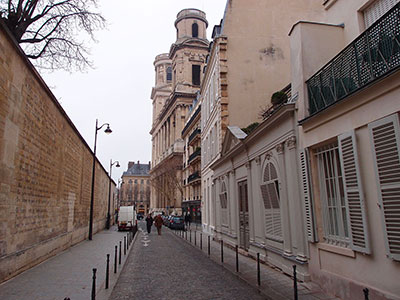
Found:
[0,22,115,283]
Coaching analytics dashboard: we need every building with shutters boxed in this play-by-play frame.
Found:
[210,84,311,280]
[200,0,323,235]
[149,9,209,215]
[120,162,151,214]
[290,0,400,298]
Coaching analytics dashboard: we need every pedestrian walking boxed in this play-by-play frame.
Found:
[185,213,192,229]
[145,214,153,234]
[154,214,163,235]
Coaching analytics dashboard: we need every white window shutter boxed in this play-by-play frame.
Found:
[363,0,400,28]
[338,131,370,254]
[299,149,317,242]
[369,114,400,261]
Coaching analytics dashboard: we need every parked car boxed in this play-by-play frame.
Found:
[169,216,185,230]
[137,213,144,220]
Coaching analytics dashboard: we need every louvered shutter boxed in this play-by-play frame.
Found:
[369,114,400,261]
[338,131,370,254]
[363,0,400,28]
[299,149,317,242]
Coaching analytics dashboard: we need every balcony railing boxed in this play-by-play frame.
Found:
[307,3,400,116]
[188,128,201,144]
[188,148,201,164]
[187,171,200,183]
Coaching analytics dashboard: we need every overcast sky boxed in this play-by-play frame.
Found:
[41,0,227,183]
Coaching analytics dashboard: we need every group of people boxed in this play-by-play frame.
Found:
[145,213,192,235]
[145,214,163,235]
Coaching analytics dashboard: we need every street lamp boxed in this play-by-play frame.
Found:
[89,119,112,240]
[106,159,120,229]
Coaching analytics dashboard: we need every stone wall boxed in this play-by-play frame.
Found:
[0,22,115,283]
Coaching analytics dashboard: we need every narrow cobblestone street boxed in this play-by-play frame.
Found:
[110,221,266,300]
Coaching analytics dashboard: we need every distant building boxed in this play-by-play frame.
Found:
[182,95,202,222]
[120,161,151,214]
[150,9,209,215]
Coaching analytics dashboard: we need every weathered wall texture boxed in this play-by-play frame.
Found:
[0,23,114,283]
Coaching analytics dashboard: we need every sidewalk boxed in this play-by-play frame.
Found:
[0,225,136,300]
[173,226,340,300]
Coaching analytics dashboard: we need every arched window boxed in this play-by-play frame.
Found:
[192,23,198,38]
[166,66,172,82]
[219,181,228,225]
[260,162,282,240]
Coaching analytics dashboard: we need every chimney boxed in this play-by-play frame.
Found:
[137,160,140,165]
[148,161,151,168]
[128,161,135,169]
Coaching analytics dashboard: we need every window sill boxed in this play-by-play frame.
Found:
[323,0,338,10]
[317,243,355,258]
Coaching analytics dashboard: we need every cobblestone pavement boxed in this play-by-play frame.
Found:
[110,221,267,300]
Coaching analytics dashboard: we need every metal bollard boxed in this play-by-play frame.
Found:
[105,254,110,289]
[185,230,187,240]
[293,265,298,300]
[91,268,97,300]
[124,236,126,255]
[208,235,210,256]
[114,245,117,273]
[119,241,122,265]
[221,240,224,263]
[257,253,261,286]
[200,233,202,250]
[190,230,192,243]
[363,288,369,300]
[195,231,197,246]
[236,245,239,272]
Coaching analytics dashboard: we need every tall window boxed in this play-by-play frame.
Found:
[192,23,199,38]
[166,66,172,82]
[315,143,349,246]
[260,162,282,240]
[192,65,201,86]
[219,181,228,225]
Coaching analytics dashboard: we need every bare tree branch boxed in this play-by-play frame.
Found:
[0,0,106,71]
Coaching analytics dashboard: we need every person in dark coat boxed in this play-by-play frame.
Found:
[154,214,163,235]
[145,214,153,234]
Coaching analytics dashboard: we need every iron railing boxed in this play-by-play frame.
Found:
[188,128,201,144]
[188,148,201,163]
[188,171,200,183]
[307,3,400,115]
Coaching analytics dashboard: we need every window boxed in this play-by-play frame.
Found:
[363,0,400,28]
[192,23,198,38]
[315,143,349,246]
[166,66,172,82]
[260,162,282,240]
[219,181,228,225]
[192,65,201,86]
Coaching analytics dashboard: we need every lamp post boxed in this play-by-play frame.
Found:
[107,159,120,229]
[89,119,112,240]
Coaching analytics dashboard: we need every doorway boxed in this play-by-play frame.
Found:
[238,180,249,250]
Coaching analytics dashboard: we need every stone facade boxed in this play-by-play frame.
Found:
[0,22,115,283]
[120,161,151,214]
[150,9,209,215]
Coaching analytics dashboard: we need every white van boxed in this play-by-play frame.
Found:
[118,206,136,231]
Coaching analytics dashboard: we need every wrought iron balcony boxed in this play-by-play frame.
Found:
[188,147,201,164]
[188,128,201,145]
[187,171,200,183]
[307,3,400,116]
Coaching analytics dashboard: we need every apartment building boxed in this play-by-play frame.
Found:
[290,0,400,298]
